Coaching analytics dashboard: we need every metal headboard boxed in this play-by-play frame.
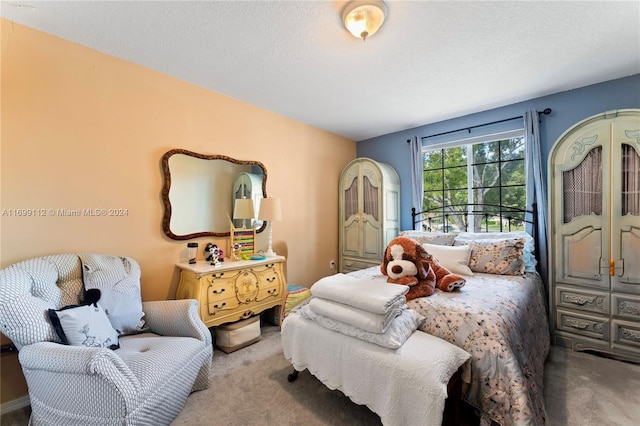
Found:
[411,203,537,235]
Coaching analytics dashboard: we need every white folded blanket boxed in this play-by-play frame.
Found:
[310,273,408,314]
[298,303,424,349]
[309,297,405,334]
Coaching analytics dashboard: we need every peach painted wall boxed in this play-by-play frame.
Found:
[0,19,356,404]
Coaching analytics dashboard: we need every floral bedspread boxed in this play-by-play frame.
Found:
[348,267,550,426]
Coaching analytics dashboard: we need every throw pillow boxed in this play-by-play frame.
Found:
[399,231,455,246]
[422,243,474,276]
[80,254,146,335]
[48,303,119,349]
[454,231,537,272]
[458,238,526,275]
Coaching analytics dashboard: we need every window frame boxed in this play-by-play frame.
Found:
[421,129,527,232]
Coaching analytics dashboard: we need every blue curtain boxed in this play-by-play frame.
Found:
[524,110,549,292]
[410,136,423,230]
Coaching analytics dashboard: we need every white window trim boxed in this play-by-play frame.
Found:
[422,129,524,152]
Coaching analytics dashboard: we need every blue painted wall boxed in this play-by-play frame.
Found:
[357,74,640,231]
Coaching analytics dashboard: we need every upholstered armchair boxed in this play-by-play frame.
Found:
[0,254,213,426]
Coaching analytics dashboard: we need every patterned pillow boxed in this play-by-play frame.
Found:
[456,238,526,275]
[48,303,119,349]
[454,231,537,272]
[80,254,146,335]
[398,231,455,246]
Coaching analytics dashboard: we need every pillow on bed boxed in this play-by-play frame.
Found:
[422,243,473,276]
[454,231,537,272]
[399,231,455,246]
[455,238,526,275]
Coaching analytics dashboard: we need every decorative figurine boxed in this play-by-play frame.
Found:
[232,243,241,261]
[204,243,223,267]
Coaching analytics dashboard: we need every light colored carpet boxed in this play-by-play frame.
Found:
[2,324,640,425]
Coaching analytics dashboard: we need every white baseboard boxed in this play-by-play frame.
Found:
[1,395,30,415]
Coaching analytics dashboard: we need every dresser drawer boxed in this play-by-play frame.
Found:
[612,293,640,321]
[556,286,609,315]
[556,309,609,341]
[612,319,640,349]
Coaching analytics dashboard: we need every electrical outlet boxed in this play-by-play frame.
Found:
[329,260,336,269]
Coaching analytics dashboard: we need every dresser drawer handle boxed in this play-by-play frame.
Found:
[212,288,225,295]
[241,310,253,319]
[213,302,226,309]
[621,329,640,342]
[565,295,595,305]
[619,301,640,316]
[266,276,276,283]
[267,289,277,295]
[566,319,589,329]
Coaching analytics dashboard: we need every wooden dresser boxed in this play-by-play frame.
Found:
[175,256,287,327]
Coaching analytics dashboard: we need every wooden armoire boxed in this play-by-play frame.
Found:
[339,158,400,273]
[548,109,640,362]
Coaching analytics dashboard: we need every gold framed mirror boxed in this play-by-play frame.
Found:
[161,149,267,240]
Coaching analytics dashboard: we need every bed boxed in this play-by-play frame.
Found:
[284,204,550,426]
[348,266,549,426]
[347,204,550,426]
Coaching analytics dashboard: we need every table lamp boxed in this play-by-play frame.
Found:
[233,198,255,229]
[258,197,282,257]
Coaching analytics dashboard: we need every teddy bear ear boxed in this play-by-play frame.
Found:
[416,244,432,260]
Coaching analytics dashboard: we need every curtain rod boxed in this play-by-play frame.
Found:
[408,108,552,142]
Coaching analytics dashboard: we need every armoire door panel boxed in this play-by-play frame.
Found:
[342,221,361,256]
[612,226,640,291]
[385,190,400,221]
[559,226,608,288]
[362,219,381,258]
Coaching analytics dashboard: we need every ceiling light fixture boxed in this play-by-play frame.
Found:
[342,0,386,41]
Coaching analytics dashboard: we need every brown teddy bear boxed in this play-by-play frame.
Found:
[381,236,466,301]
[426,252,466,293]
[381,236,436,300]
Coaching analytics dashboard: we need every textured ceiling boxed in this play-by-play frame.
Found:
[2,1,639,141]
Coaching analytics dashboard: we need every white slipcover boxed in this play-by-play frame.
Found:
[0,254,213,425]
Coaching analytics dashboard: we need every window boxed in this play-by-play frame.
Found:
[421,132,527,232]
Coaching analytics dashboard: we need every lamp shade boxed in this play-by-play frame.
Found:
[342,1,386,40]
[258,197,282,222]
[233,198,255,220]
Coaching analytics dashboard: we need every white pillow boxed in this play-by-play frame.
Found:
[422,243,474,276]
[48,303,119,349]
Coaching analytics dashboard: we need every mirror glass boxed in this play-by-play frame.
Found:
[161,149,267,240]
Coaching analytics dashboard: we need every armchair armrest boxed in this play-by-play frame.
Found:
[19,342,140,414]
[142,299,211,344]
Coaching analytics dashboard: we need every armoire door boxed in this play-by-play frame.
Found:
[341,161,383,259]
[610,120,640,294]
[552,120,610,291]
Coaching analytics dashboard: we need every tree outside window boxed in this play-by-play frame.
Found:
[422,136,526,232]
